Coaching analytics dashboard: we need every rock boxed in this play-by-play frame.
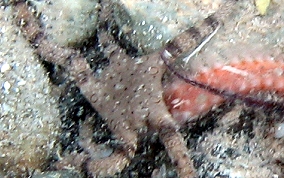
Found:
[112,0,222,53]
[0,6,60,176]
[30,0,99,46]
[112,0,284,56]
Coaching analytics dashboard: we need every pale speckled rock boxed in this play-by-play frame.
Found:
[0,6,60,176]
[29,0,99,46]
[32,170,83,178]
[113,0,223,53]
[113,0,284,55]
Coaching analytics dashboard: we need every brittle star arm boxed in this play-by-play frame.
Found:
[14,2,137,176]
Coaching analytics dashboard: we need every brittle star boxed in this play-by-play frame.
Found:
[13,0,273,177]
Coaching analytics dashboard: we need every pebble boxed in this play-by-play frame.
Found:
[0,63,11,73]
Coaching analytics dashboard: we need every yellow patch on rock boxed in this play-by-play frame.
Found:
[255,0,271,15]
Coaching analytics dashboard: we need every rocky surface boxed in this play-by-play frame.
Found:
[113,0,223,53]
[30,0,99,46]
[1,0,284,177]
[0,5,60,177]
